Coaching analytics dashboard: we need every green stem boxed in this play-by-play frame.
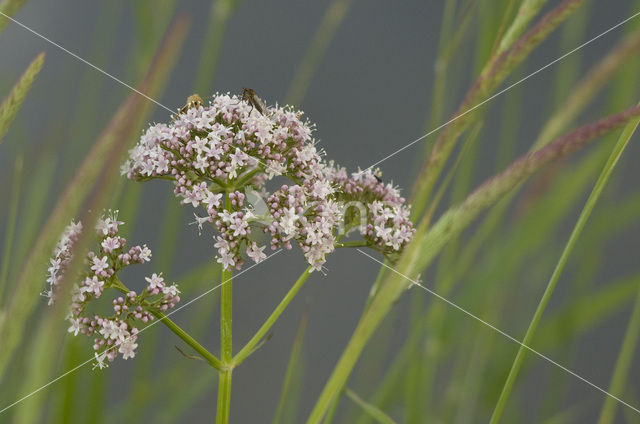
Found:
[489,106,640,424]
[234,266,312,365]
[151,310,222,370]
[335,241,368,248]
[112,279,223,369]
[216,266,233,423]
[597,285,640,424]
[217,192,234,423]
[216,368,233,424]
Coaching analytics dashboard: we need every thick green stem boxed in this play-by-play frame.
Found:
[217,191,234,423]
[217,266,233,423]
[234,266,312,365]
[216,368,233,424]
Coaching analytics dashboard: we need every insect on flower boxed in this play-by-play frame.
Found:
[178,94,204,114]
[241,87,268,115]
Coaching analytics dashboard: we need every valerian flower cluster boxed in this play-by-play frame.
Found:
[45,211,180,368]
[122,92,415,271]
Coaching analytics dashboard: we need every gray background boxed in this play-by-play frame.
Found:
[1,0,640,422]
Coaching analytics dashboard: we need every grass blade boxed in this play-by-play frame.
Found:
[597,285,640,424]
[344,388,396,424]
[0,0,28,34]
[194,0,241,94]
[0,52,44,144]
[284,0,354,106]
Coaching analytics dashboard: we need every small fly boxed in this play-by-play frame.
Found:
[178,94,204,114]
[241,87,268,115]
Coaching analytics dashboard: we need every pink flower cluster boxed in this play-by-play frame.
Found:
[123,92,415,272]
[45,211,180,368]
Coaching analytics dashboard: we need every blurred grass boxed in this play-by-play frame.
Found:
[273,306,309,424]
[2,16,190,423]
[0,0,28,34]
[0,53,44,144]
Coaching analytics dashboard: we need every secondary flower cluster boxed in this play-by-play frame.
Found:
[45,211,180,368]
[122,92,415,271]
[325,163,415,256]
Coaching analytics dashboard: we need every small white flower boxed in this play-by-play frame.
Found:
[246,243,267,263]
[101,237,120,253]
[93,352,109,370]
[118,338,138,360]
[91,256,109,273]
[83,276,104,296]
[217,251,236,270]
[145,273,165,291]
[139,245,152,262]
[67,318,82,336]
[162,284,180,297]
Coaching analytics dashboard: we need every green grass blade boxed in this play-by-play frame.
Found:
[488,105,640,424]
[597,285,640,424]
[194,0,241,94]
[0,53,44,144]
[345,388,396,424]
[498,0,549,52]
[0,0,28,34]
[284,0,354,106]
